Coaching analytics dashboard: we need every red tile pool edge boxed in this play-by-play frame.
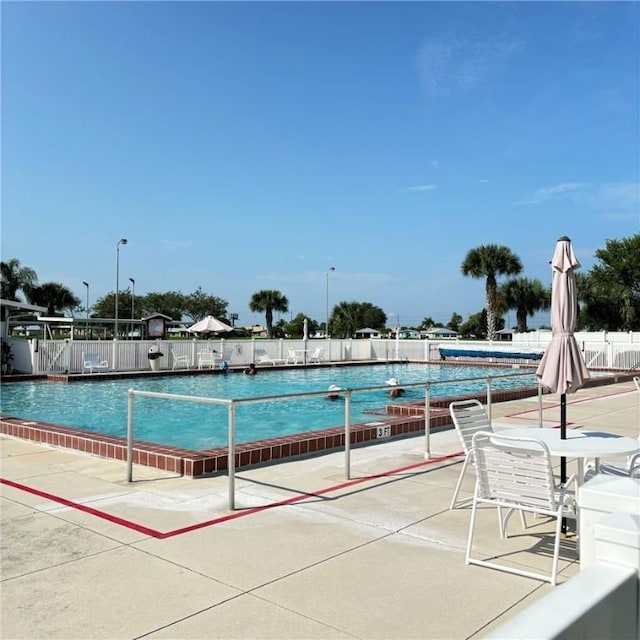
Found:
[1,372,631,478]
[0,411,451,478]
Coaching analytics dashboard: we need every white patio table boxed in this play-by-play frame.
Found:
[498,427,640,485]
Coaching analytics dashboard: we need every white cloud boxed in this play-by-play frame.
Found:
[403,184,437,192]
[592,182,639,209]
[160,240,192,251]
[416,31,524,96]
[514,182,640,220]
[514,182,585,205]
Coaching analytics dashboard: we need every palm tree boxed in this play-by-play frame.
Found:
[26,282,80,317]
[249,289,289,338]
[327,301,385,337]
[1,259,38,301]
[499,277,550,332]
[461,245,523,339]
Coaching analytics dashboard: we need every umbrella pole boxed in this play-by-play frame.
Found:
[560,393,568,534]
[560,393,567,482]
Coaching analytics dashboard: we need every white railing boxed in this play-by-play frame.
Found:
[126,370,536,508]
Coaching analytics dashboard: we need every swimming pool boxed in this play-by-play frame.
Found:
[1,364,537,450]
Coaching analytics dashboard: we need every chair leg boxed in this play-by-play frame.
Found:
[550,510,563,586]
[498,508,527,538]
[465,493,479,565]
[449,456,472,510]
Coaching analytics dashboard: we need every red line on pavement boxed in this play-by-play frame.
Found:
[0,477,164,538]
[0,451,462,539]
[503,387,636,424]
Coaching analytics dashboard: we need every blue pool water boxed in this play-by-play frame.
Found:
[1,364,537,450]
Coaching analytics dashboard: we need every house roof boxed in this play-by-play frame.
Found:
[1,298,47,314]
[355,327,379,334]
[141,313,173,321]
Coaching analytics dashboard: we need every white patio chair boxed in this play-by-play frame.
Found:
[197,349,217,369]
[171,348,190,370]
[584,436,640,480]
[82,352,109,374]
[448,399,492,510]
[308,347,325,363]
[286,349,299,364]
[466,431,576,586]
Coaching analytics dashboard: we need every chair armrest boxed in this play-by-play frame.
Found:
[629,453,640,478]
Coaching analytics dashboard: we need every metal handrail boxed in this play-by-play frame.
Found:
[127,370,536,509]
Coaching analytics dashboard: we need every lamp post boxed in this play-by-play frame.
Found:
[115,238,128,340]
[325,266,335,339]
[129,277,135,340]
[82,281,89,338]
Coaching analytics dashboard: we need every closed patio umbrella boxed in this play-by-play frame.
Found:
[536,236,590,501]
[187,315,234,334]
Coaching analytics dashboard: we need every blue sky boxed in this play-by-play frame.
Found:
[2,1,639,328]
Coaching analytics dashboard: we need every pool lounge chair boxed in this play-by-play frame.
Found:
[82,352,109,374]
[255,349,286,366]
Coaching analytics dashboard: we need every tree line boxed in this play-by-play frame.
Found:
[2,233,638,339]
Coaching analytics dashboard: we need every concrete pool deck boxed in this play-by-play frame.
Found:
[1,380,638,639]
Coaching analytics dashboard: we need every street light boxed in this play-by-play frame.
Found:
[325,266,336,339]
[115,238,128,339]
[82,281,89,337]
[129,277,135,340]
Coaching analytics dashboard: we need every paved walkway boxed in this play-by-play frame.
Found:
[1,380,638,639]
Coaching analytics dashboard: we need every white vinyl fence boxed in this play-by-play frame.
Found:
[5,331,640,375]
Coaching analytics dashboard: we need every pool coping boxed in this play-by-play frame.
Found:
[1,365,633,478]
